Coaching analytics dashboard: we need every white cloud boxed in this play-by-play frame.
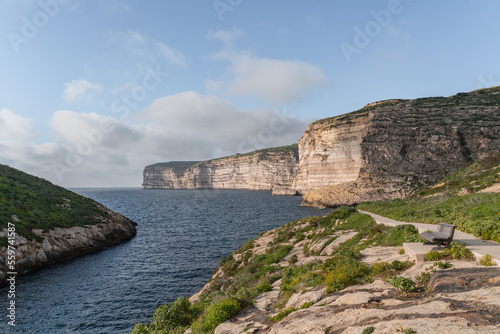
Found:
[158,43,187,67]
[207,28,244,45]
[226,55,326,105]
[63,79,104,104]
[0,93,311,187]
[206,35,326,105]
[139,92,311,156]
[0,108,35,139]
[120,30,187,67]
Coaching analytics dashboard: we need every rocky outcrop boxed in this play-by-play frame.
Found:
[0,207,136,285]
[300,88,500,206]
[142,146,299,194]
[190,216,500,334]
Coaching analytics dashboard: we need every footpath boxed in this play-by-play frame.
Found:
[358,210,500,266]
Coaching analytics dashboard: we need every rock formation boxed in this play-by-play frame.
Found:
[142,145,299,195]
[0,206,136,285]
[143,87,500,206]
[299,88,500,206]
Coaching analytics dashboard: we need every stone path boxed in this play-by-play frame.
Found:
[358,210,500,266]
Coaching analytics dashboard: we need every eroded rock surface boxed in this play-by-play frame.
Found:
[0,207,136,285]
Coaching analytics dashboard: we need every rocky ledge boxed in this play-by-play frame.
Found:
[0,206,137,285]
[189,216,500,334]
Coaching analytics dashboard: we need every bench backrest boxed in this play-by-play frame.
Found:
[436,223,456,238]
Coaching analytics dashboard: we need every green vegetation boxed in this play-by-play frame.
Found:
[423,242,473,261]
[0,164,111,241]
[191,298,240,333]
[390,277,419,294]
[358,154,500,242]
[396,326,418,334]
[363,326,376,334]
[269,306,297,322]
[479,254,497,266]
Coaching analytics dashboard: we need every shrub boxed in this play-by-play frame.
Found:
[370,260,413,278]
[191,298,240,333]
[300,302,313,309]
[131,323,149,334]
[255,283,273,294]
[325,256,369,292]
[442,242,474,259]
[479,254,497,266]
[151,297,193,331]
[363,327,376,334]
[399,248,405,255]
[289,254,298,264]
[390,277,419,294]
[269,307,297,322]
[423,250,443,261]
[433,261,452,269]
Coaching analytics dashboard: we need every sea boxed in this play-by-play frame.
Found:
[0,188,330,334]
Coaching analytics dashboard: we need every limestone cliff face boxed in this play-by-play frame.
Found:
[142,146,299,195]
[293,110,369,193]
[300,88,500,207]
[0,207,136,285]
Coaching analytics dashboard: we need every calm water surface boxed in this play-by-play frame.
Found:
[1,188,329,334]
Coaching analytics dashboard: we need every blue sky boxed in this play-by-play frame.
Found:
[0,0,499,187]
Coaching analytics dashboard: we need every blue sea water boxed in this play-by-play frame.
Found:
[1,188,329,334]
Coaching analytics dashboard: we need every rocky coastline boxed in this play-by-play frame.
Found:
[0,206,137,286]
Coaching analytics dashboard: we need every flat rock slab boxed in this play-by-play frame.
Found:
[427,268,500,293]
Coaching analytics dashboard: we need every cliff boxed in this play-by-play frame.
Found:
[142,145,299,195]
[300,87,500,207]
[0,164,137,285]
[143,87,500,205]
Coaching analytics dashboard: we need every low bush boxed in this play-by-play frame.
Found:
[254,283,273,294]
[479,254,497,266]
[363,327,376,334]
[269,307,297,322]
[325,254,369,293]
[191,298,240,333]
[424,242,473,261]
[390,277,419,294]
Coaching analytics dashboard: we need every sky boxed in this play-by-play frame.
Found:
[0,0,499,188]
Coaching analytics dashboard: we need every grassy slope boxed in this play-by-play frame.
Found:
[358,154,500,242]
[0,164,110,241]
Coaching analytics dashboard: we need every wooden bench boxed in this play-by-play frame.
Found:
[421,223,457,248]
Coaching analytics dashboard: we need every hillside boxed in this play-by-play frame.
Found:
[358,153,500,242]
[0,164,137,284]
[132,156,500,333]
